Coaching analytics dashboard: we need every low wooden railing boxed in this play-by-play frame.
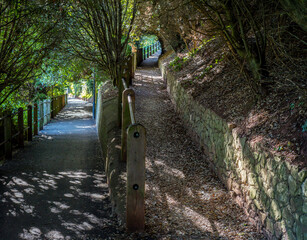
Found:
[142,41,161,61]
[121,78,146,231]
[0,94,67,160]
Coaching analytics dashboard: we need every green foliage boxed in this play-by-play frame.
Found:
[0,1,65,106]
[169,57,184,71]
[66,0,137,87]
[169,37,219,73]
[86,80,94,95]
[139,35,158,48]
[73,83,82,97]
[302,120,307,132]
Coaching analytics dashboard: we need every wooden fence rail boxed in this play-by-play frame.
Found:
[0,94,67,160]
[142,41,161,61]
[121,78,146,232]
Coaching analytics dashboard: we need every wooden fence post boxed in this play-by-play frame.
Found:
[27,105,32,141]
[54,97,57,116]
[54,97,58,117]
[51,98,54,118]
[34,103,38,135]
[39,102,44,130]
[43,100,46,125]
[126,123,146,231]
[47,100,51,122]
[57,96,60,114]
[18,108,24,148]
[4,112,12,159]
[121,89,135,162]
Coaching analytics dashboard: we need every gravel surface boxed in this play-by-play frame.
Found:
[129,52,266,239]
[0,99,123,240]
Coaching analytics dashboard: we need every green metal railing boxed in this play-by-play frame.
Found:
[142,41,161,61]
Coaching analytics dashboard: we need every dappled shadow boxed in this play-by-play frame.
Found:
[54,98,93,121]
[0,169,119,239]
[139,51,161,68]
[0,98,122,239]
[133,62,264,239]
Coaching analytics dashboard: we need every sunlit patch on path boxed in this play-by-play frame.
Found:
[0,99,121,239]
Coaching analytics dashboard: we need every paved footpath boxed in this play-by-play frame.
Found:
[0,99,121,240]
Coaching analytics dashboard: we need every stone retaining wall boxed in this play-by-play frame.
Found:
[96,84,127,225]
[159,53,307,240]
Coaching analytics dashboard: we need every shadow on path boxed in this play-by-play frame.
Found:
[139,50,161,68]
[0,99,121,239]
[132,52,264,239]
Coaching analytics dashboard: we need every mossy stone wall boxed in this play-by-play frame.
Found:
[159,55,307,240]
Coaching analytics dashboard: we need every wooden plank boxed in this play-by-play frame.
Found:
[18,108,24,148]
[39,102,44,130]
[4,112,12,159]
[126,124,146,231]
[27,105,32,141]
[51,98,54,118]
[121,89,135,162]
[34,103,38,135]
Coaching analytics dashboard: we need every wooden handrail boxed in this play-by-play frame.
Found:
[127,95,135,125]
[122,78,128,90]
[121,77,146,232]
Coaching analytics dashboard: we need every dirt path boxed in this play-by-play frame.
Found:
[0,99,121,240]
[132,52,265,239]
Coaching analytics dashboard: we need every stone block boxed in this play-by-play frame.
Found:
[279,162,289,182]
[300,214,307,226]
[277,182,289,194]
[267,158,275,171]
[266,217,275,236]
[248,173,258,186]
[260,168,268,182]
[259,191,269,209]
[282,206,294,229]
[281,229,296,240]
[272,175,279,189]
[288,175,299,196]
[260,212,267,225]
[249,187,258,199]
[254,199,264,210]
[298,169,307,183]
[302,179,307,198]
[267,188,275,199]
[241,170,247,183]
[303,200,307,214]
[290,197,303,213]
[271,200,282,221]
[290,165,299,181]
[274,221,283,239]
